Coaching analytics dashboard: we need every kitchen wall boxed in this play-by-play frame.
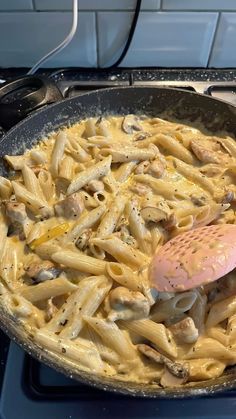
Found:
[0,0,235,68]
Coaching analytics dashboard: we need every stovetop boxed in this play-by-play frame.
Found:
[1,344,236,419]
[1,67,236,419]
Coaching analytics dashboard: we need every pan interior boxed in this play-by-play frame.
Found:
[1,87,236,397]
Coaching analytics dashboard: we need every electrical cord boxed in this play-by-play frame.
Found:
[27,0,141,75]
[27,0,78,75]
[105,0,142,68]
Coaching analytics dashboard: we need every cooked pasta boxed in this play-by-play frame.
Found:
[1,113,236,387]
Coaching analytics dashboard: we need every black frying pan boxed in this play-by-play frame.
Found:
[0,85,236,398]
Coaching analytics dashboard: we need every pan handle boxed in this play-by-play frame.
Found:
[0,75,63,130]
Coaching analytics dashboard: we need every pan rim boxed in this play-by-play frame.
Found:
[1,85,236,398]
[2,85,236,144]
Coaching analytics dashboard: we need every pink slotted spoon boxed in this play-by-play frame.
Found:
[149,224,236,292]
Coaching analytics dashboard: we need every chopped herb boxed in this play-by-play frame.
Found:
[60,319,68,326]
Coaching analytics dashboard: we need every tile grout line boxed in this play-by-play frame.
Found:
[95,11,100,68]
[1,9,236,13]
[32,0,37,11]
[207,11,221,68]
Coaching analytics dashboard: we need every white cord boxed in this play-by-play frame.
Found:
[27,0,78,75]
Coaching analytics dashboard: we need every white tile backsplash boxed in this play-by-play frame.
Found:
[0,12,96,67]
[163,0,236,11]
[0,0,33,10]
[34,0,160,11]
[209,13,236,67]
[97,12,218,67]
[0,2,234,68]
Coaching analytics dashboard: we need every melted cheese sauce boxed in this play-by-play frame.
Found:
[1,114,236,387]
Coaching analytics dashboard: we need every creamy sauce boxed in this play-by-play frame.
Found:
[0,114,236,386]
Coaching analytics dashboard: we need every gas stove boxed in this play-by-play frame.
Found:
[1,67,236,419]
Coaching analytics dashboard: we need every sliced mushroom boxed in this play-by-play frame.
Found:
[169,317,199,344]
[133,131,151,141]
[160,366,188,387]
[137,344,189,387]
[85,179,104,193]
[105,287,150,321]
[190,194,207,207]
[24,260,61,283]
[5,201,32,238]
[221,190,235,204]
[122,115,143,134]
[138,343,166,364]
[54,193,84,219]
[215,186,236,204]
[140,206,168,223]
[76,229,92,251]
[5,201,28,224]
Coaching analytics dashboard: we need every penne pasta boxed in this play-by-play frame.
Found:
[22,164,45,201]
[175,203,229,230]
[50,131,67,178]
[38,169,56,203]
[60,277,112,339]
[121,319,177,358]
[85,325,120,365]
[133,174,189,201]
[188,291,207,334]
[126,199,152,254]
[208,326,229,346]
[59,155,75,181]
[91,236,149,268]
[97,196,126,238]
[4,155,34,170]
[114,161,137,182]
[184,337,236,364]
[172,157,215,195]
[0,207,8,266]
[35,329,104,373]
[100,147,157,163]
[12,181,53,218]
[106,262,143,292]
[52,250,106,275]
[44,276,105,333]
[188,358,225,381]
[151,292,197,323]
[18,277,77,302]
[67,156,112,195]
[1,240,18,290]
[206,295,236,328]
[66,136,90,162]
[3,292,45,328]
[0,176,13,200]
[84,316,136,360]
[151,133,195,164]
[64,205,106,244]
[2,113,236,387]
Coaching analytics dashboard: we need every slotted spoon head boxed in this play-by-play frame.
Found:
[149,224,236,292]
